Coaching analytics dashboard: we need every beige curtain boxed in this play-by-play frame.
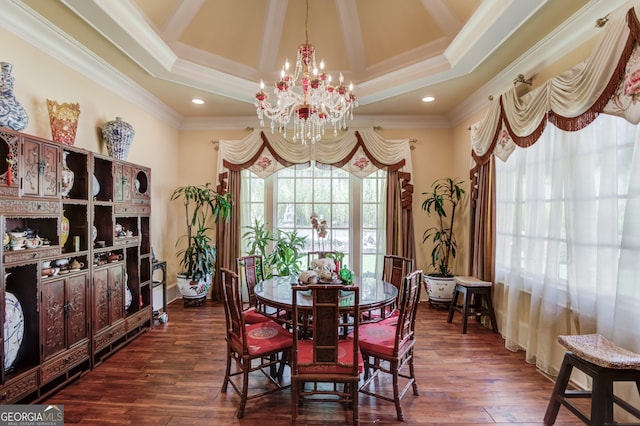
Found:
[468,159,494,283]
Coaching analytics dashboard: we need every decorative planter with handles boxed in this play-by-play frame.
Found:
[424,274,456,309]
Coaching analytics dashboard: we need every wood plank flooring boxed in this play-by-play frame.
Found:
[43,300,586,425]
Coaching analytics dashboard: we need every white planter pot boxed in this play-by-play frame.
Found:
[424,275,456,303]
[176,273,211,299]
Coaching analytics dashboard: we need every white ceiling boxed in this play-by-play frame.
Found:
[3,0,627,129]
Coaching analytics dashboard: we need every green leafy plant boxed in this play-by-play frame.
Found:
[268,229,307,276]
[171,183,232,282]
[325,251,345,264]
[242,217,274,258]
[421,177,465,277]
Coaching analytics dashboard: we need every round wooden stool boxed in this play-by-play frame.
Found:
[544,334,640,425]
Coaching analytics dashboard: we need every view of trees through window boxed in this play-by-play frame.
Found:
[241,164,386,278]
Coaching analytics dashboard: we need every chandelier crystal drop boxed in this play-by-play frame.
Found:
[255,0,357,144]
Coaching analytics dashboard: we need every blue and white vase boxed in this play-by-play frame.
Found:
[0,62,29,131]
[102,117,135,160]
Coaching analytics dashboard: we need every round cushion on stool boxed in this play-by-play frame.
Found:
[558,334,640,369]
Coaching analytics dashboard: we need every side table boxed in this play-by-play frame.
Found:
[152,260,167,323]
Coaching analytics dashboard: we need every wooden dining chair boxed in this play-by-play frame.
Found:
[236,255,270,324]
[291,284,362,425]
[357,269,422,421]
[362,254,414,322]
[220,268,293,418]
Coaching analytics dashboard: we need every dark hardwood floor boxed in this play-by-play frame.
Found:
[44,299,585,425]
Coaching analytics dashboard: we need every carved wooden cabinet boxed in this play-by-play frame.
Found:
[0,126,152,403]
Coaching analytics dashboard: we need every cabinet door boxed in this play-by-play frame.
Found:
[42,143,59,197]
[42,278,66,360]
[122,165,132,202]
[21,138,41,196]
[108,265,124,323]
[21,138,59,198]
[66,273,88,347]
[93,268,110,333]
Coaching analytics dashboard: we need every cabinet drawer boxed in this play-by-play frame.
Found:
[3,246,59,264]
[40,343,90,383]
[0,369,38,404]
[94,321,126,351]
[126,307,152,330]
[0,199,59,214]
[115,204,150,215]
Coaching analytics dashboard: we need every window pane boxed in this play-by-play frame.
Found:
[279,178,295,202]
[296,178,313,202]
[333,178,349,202]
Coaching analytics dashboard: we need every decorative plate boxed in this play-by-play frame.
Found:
[134,178,140,192]
[4,292,24,371]
[92,225,97,242]
[93,175,100,197]
[125,285,132,311]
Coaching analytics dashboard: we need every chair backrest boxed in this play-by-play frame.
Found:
[236,255,265,308]
[382,255,414,290]
[291,284,360,374]
[307,251,337,269]
[393,270,422,356]
[221,267,248,353]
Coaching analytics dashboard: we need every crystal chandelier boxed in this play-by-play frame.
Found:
[255,0,357,144]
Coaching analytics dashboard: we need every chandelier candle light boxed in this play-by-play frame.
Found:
[255,0,357,144]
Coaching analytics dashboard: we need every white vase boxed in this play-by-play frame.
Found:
[102,117,135,160]
[0,62,29,131]
[60,151,74,198]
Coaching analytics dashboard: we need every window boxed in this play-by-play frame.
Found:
[241,164,386,277]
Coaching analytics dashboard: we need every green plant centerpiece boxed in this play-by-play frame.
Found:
[172,183,232,301]
[421,177,465,307]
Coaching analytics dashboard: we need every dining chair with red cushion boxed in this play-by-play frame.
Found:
[357,269,422,421]
[291,284,362,425]
[236,255,271,324]
[220,268,292,418]
[362,255,414,323]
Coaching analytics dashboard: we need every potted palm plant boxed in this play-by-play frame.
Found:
[421,177,465,307]
[172,183,232,302]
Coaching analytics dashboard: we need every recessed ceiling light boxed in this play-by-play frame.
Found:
[192,98,205,105]
[422,96,435,103]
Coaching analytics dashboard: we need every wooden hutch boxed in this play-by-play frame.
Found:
[0,126,152,403]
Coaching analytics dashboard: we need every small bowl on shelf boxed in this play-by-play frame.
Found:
[95,240,106,248]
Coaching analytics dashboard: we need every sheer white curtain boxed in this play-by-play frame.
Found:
[495,114,640,379]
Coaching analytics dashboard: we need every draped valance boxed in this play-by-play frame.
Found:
[217,128,413,178]
[471,4,640,165]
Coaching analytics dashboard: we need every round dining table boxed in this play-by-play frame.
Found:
[254,275,398,323]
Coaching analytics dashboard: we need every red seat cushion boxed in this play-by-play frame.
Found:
[233,321,292,356]
[357,322,409,356]
[378,311,400,326]
[242,307,271,324]
[296,340,364,374]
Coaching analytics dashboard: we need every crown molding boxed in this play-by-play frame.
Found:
[180,114,451,131]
